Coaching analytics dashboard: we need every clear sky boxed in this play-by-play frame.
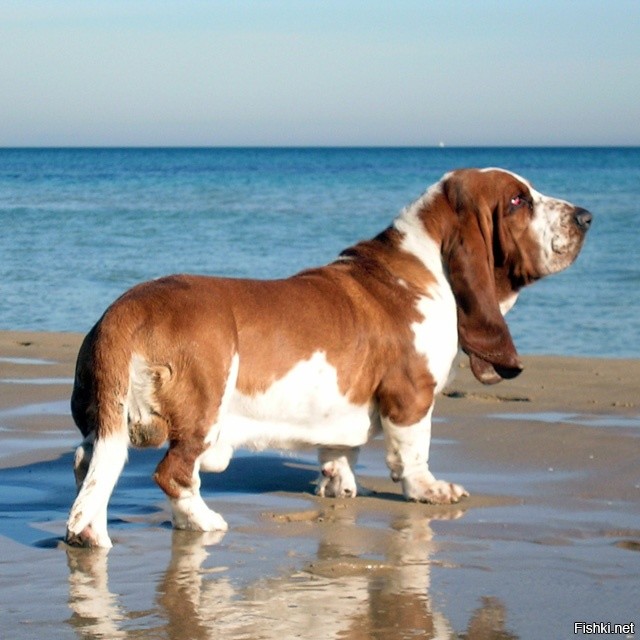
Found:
[1,0,638,147]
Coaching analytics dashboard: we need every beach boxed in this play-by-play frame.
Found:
[0,330,638,639]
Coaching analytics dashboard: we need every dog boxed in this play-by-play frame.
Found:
[66,168,591,547]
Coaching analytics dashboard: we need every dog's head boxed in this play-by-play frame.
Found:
[441,168,591,384]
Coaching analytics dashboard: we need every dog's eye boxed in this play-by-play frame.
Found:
[510,195,525,207]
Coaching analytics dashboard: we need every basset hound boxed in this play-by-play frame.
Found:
[66,168,591,547]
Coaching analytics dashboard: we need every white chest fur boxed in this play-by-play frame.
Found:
[412,286,458,393]
[395,194,459,393]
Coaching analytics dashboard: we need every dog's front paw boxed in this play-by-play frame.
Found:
[316,460,358,498]
[402,475,469,505]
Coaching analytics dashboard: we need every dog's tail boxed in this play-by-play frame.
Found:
[66,321,133,547]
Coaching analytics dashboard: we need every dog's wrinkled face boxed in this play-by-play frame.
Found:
[484,168,592,281]
[527,181,592,276]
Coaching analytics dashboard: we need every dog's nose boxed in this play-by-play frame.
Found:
[574,208,593,230]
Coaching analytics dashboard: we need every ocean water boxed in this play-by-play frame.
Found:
[1,147,638,358]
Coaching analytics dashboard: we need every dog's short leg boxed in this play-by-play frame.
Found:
[68,436,103,547]
[316,447,362,498]
[154,439,228,533]
[67,433,127,548]
[153,351,238,533]
[72,441,111,546]
[381,408,468,505]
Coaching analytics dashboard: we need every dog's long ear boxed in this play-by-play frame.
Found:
[443,170,523,384]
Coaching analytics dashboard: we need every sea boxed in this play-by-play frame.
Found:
[1,147,638,358]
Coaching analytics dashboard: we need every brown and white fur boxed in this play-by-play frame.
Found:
[66,168,591,548]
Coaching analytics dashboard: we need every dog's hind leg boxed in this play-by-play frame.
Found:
[152,354,238,533]
[69,433,112,547]
[154,437,229,533]
[66,431,128,548]
[66,324,132,548]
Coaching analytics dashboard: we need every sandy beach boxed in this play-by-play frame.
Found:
[0,330,638,639]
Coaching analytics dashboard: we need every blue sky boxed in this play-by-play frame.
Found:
[1,0,638,147]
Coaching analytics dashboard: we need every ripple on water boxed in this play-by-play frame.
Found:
[490,411,640,430]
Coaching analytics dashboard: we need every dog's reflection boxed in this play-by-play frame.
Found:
[66,545,126,639]
[66,509,517,639]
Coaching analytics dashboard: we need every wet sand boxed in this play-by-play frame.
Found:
[0,330,638,639]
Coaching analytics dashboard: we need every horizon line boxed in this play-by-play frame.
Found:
[1,143,639,150]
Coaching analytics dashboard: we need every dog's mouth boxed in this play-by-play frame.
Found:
[468,352,523,385]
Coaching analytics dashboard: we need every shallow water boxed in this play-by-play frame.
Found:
[1,352,638,639]
[491,411,640,431]
[1,403,638,639]
[0,377,75,385]
[0,356,57,366]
